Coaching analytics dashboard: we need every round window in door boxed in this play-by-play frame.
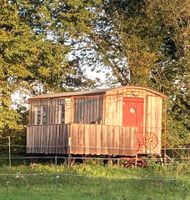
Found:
[129,107,136,114]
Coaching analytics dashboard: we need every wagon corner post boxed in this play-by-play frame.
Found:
[67,124,72,167]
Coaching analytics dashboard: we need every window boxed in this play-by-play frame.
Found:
[74,96,103,124]
[58,104,65,124]
[34,106,48,125]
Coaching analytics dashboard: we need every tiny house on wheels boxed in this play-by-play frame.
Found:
[27,86,167,157]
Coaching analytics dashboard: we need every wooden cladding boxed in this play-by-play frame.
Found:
[27,124,68,154]
[27,124,138,156]
[145,96,162,154]
[69,124,138,156]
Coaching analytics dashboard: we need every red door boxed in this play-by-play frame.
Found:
[123,97,144,151]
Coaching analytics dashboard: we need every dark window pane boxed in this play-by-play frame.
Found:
[74,96,103,124]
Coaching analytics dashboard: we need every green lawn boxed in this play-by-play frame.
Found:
[0,162,190,200]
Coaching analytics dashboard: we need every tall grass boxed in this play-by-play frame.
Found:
[0,159,190,179]
[0,161,190,199]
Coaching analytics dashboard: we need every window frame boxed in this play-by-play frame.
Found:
[34,105,48,125]
[58,104,65,124]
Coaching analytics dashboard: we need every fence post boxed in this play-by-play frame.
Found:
[8,136,11,167]
[68,136,71,168]
[135,154,138,168]
[0,136,11,167]
[55,156,57,165]
[117,158,120,167]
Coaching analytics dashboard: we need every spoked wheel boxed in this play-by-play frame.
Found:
[144,132,158,150]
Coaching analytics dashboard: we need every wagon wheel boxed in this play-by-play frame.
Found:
[144,132,158,150]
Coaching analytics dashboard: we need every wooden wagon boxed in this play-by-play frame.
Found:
[27,86,167,157]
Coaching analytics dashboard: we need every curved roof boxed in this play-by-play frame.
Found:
[29,85,167,100]
[107,86,167,98]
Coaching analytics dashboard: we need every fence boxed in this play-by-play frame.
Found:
[0,142,190,199]
[1,144,190,168]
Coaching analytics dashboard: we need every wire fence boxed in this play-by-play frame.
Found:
[0,145,190,200]
[0,131,187,173]
[0,155,189,194]
[0,147,190,168]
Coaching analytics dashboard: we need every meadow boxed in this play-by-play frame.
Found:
[0,161,190,200]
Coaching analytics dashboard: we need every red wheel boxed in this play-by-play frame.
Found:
[144,132,158,150]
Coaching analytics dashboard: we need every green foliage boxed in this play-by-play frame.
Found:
[167,115,190,147]
[71,0,190,146]
[0,0,99,140]
[1,0,190,148]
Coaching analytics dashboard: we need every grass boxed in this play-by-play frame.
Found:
[0,161,190,200]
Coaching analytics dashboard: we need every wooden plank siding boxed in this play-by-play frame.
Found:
[27,86,166,156]
[104,88,154,126]
[69,124,138,156]
[27,124,138,156]
[145,96,162,154]
[27,124,68,154]
[104,88,163,155]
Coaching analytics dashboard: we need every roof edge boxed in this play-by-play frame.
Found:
[106,86,167,99]
[28,86,167,101]
[28,89,109,101]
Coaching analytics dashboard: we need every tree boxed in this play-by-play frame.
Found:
[1,0,190,147]
[97,0,190,144]
[0,0,98,136]
[53,0,190,143]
